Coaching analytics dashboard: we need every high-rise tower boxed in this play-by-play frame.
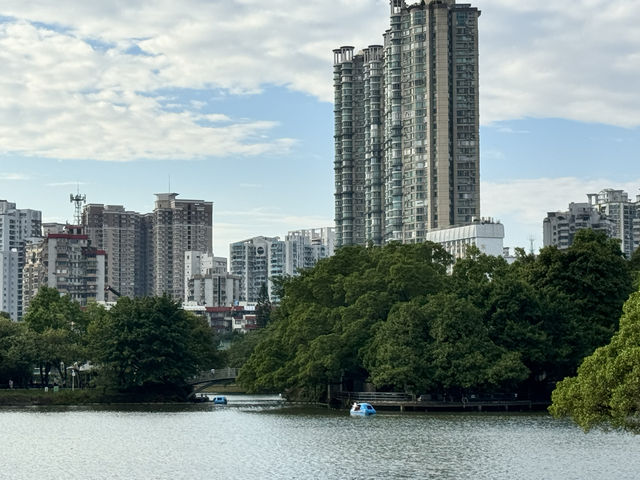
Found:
[0,200,41,320]
[334,0,481,247]
[152,193,213,300]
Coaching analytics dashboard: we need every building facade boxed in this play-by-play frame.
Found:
[543,202,615,251]
[184,251,240,307]
[426,219,504,260]
[22,225,105,311]
[543,189,639,256]
[151,194,213,300]
[589,189,640,258]
[287,227,336,257]
[333,0,481,247]
[0,200,42,320]
[230,236,278,303]
[230,233,333,302]
[83,204,151,301]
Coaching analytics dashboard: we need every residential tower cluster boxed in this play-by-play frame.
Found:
[2,0,638,327]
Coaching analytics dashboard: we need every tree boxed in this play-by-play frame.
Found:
[425,293,528,396]
[630,246,640,290]
[0,317,36,387]
[550,291,640,432]
[255,282,272,328]
[225,330,265,368]
[363,301,433,394]
[22,287,87,386]
[523,229,633,380]
[88,296,219,396]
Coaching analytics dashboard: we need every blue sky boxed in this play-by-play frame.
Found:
[0,0,639,256]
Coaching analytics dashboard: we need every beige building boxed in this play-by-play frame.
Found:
[334,0,481,247]
[83,204,153,301]
[152,194,213,300]
[22,225,105,311]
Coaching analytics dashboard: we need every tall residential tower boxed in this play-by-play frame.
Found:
[152,193,213,300]
[0,200,41,320]
[334,0,480,247]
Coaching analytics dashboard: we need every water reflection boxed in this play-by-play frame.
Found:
[1,396,639,479]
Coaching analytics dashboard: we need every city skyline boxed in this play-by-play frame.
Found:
[1,0,639,256]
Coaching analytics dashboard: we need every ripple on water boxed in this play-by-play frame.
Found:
[1,404,639,480]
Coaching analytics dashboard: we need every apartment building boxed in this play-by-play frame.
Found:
[589,189,640,258]
[230,233,333,302]
[334,0,481,247]
[543,202,615,251]
[184,251,240,307]
[543,190,639,256]
[22,225,105,311]
[152,193,213,300]
[0,200,42,320]
[83,204,152,301]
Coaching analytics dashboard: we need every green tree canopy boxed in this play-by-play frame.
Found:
[0,318,36,387]
[550,290,640,432]
[22,286,88,386]
[237,234,634,403]
[88,296,219,395]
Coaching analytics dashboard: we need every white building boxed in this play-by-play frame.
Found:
[230,233,334,302]
[589,189,640,258]
[426,219,505,260]
[184,251,240,307]
[543,202,615,251]
[0,200,42,320]
[544,189,640,257]
[287,227,336,257]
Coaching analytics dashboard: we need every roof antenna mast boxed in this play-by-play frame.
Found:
[70,186,86,226]
[529,235,535,255]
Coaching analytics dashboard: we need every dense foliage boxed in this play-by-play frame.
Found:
[88,296,219,395]
[550,291,640,432]
[238,230,636,402]
[1,291,221,398]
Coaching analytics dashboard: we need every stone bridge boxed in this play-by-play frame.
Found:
[187,367,238,399]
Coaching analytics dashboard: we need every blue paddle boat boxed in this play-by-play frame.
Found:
[350,402,376,416]
[212,395,228,405]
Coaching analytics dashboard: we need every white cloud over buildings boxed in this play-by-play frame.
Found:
[1,0,639,163]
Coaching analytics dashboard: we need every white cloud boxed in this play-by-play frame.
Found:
[1,0,639,164]
[0,19,297,161]
[0,173,30,181]
[45,181,89,187]
[479,0,640,127]
[482,177,640,250]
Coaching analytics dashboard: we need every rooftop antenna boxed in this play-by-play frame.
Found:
[70,187,86,225]
[529,235,535,255]
[168,174,171,194]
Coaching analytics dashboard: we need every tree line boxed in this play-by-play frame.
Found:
[235,229,640,407]
[0,288,220,398]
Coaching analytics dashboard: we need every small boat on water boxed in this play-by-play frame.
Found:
[350,402,376,416]
[212,396,228,405]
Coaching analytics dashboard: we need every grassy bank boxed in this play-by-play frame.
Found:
[0,389,189,406]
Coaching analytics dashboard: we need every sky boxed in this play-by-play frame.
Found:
[0,0,639,256]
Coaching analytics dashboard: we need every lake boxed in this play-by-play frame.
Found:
[1,394,638,479]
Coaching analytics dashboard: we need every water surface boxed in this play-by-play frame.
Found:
[1,394,638,479]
